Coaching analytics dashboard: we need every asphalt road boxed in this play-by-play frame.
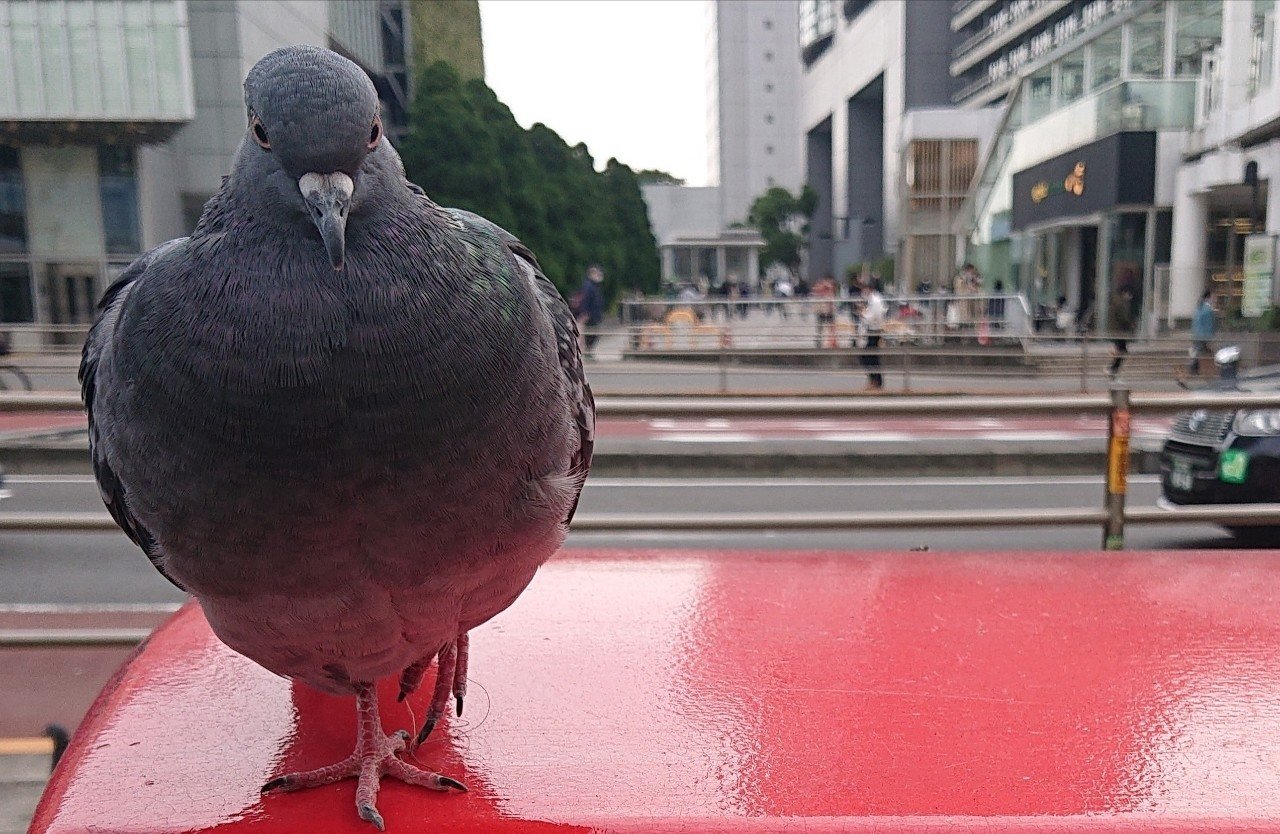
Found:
[0,473,1252,607]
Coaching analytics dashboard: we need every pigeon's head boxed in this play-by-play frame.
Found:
[243,46,384,270]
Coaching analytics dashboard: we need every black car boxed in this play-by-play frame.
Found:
[1159,353,1280,538]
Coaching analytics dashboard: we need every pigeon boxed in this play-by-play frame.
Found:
[79,45,594,830]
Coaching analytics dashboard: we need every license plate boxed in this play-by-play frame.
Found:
[1170,458,1195,491]
[1220,449,1250,484]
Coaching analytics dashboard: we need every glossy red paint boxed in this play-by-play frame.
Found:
[29,549,1280,833]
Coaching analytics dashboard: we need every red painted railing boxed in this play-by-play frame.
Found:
[30,548,1280,832]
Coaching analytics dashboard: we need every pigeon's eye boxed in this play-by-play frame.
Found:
[368,118,382,149]
[251,117,271,151]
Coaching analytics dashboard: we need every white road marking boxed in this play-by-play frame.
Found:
[7,476,97,484]
[658,433,756,443]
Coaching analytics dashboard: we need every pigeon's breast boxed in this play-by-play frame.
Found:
[109,231,576,598]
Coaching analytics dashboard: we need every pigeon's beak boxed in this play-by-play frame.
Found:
[298,172,354,271]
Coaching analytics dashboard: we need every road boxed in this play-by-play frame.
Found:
[0,472,1248,607]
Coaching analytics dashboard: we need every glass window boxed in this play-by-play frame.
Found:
[1091,27,1122,89]
[0,148,26,254]
[10,2,41,115]
[1174,1,1223,76]
[0,263,35,323]
[123,1,155,115]
[95,2,128,113]
[1128,9,1166,78]
[1026,66,1053,122]
[98,146,140,255]
[1059,49,1085,104]
[38,2,72,114]
[66,2,100,113]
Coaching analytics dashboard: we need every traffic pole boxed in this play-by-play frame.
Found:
[1102,384,1131,550]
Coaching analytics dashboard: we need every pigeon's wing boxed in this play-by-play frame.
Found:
[79,240,188,591]
[444,208,595,523]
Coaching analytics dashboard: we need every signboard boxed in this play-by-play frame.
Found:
[1242,234,1275,318]
[1011,133,1155,230]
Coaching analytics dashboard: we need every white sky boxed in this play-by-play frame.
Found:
[479,0,710,185]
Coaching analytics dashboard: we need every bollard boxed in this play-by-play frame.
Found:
[1079,336,1089,393]
[1102,384,1131,550]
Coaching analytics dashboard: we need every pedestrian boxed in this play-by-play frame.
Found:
[859,279,887,390]
[574,264,605,356]
[1107,284,1136,378]
[1184,289,1217,380]
[813,273,837,347]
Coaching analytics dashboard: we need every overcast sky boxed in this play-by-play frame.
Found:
[479,0,710,185]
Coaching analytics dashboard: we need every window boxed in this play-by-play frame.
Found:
[1128,9,1166,78]
[1173,0,1223,76]
[1059,48,1085,104]
[0,263,34,323]
[0,148,25,254]
[765,114,774,124]
[98,146,140,255]
[1091,27,1122,88]
[1025,66,1053,122]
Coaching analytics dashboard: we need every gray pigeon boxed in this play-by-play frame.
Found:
[79,45,594,830]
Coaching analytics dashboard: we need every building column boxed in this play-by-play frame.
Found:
[715,246,727,284]
[747,246,759,287]
[1221,0,1255,110]
[1095,218,1111,334]
[661,246,675,283]
[1170,166,1209,321]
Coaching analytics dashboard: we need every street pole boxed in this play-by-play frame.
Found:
[1102,384,1131,550]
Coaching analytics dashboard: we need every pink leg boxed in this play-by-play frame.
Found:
[452,632,469,716]
[415,641,456,746]
[262,682,465,831]
[397,657,430,702]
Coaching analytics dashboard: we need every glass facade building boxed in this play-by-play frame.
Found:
[958,1,1222,333]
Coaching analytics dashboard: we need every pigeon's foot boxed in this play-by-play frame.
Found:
[405,632,469,746]
[262,682,466,830]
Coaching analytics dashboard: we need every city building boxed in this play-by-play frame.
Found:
[798,0,996,288]
[955,0,1240,332]
[0,0,479,339]
[642,0,802,290]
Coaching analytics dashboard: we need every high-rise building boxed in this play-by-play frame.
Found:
[707,0,803,227]
[0,0,481,337]
[954,1,1252,331]
[798,0,997,286]
[643,0,800,290]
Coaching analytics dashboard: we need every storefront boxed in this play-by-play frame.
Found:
[1010,131,1171,333]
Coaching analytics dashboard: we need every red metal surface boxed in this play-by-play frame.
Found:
[29,548,1280,833]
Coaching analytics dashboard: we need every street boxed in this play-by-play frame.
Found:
[0,472,1246,607]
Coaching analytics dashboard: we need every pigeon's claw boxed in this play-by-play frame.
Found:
[262,683,465,829]
[411,632,466,745]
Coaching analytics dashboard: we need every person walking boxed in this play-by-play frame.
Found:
[859,279,887,390]
[813,273,837,348]
[1107,284,1137,378]
[1185,290,1217,380]
[574,264,606,356]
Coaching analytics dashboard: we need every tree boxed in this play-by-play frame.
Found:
[399,62,660,302]
[747,186,818,275]
[634,169,684,186]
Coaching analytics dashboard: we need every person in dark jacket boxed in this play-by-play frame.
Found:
[575,265,605,355]
[1107,284,1137,377]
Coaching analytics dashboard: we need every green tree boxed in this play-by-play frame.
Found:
[747,186,818,276]
[399,62,660,302]
[634,169,684,186]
